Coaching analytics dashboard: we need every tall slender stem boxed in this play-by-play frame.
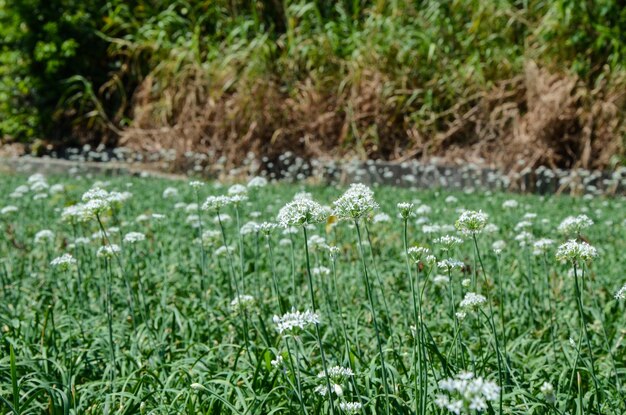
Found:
[354,221,390,415]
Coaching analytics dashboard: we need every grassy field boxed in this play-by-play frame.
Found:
[0,173,625,414]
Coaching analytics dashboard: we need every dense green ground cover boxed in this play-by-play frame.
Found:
[0,173,625,414]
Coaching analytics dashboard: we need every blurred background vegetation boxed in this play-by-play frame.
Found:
[1,0,625,169]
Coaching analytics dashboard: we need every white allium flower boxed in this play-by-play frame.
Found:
[50,253,77,271]
[202,195,232,212]
[460,292,487,309]
[312,266,331,276]
[162,187,179,199]
[502,199,519,209]
[492,240,506,254]
[308,234,327,249]
[107,191,132,206]
[214,245,235,257]
[83,198,111,216]
[438,259,464,272]
[28,173,46,184]
[247,176,268,188]
[273,309,320,334]
[185,203,199,213]
[434,235,464,251]
[213,213,232,224]
[339,401,362,414]
[614,283,626,300]
[97,244,121,259]
[416,204,432,215]
[74,237,91,245]
[189,180,205,189]
[461,278,471,287]
[327,245,340,259]
[34,230,54,244]
[515,231,534,247]
[483,223,499,234]
[514,220,533,231]
[124,232,146,244]
[1,205,18,215]
[436,372,500,414]
[532,238,554,256]
[152,213,165,220]
[30,181,49,192]
[558,215,593,235]
[397,202,414,219]
[424,254,437,267]
[258,222,277,235]
[279,238,292,246]
[540,382,556,404]
[33,193,47,200]
[314,383,343,397]
[277,199,328,227]
[228,184,248,197]
[422,224,441,234]
[333,183,379,220]
[240,221,259,235]
[318,366,354,380]
[82,188,109,202]
[407,246,431,263]
[373,212,391,223]
[555,240,597,263]
[49,184,64,194]
[293,191,313,201]
[230,294,255,311]
[455,210,488,235]
[455,311,467,321]
[136,214,151,222]
[270,354,284,367]
[445,196,458,204]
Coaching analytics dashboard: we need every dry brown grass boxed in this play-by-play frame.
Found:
[120,61,625,171]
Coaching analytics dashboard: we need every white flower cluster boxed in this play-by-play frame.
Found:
[202,195,233,212]
[407,246,431,263]
[162,187,179,199]
[1,205,18,215]
[338,401,362,414]
[532,238,554,256]
[434,235,464,251]
[277,198,328,228]
[273,309,320,334]
[50,253,77,271]
[97,244,121,259]
[397,202,414,219]
[540,382,556,404]
[455,210,488,235]
[438,259,464,273]
[333,183,379,220]
[230,294,255,312]
[318,366,354,381]
[492,240,506,254]
[459,292,487,310]
[372,212,391,223]
[555,240,597,264]
[436,372,500,414]
[124,232,146,244]
[34,230,54,244]
[502,199,519,209]
[558,214,593,235]
[614,283,626,300]
[240,221,259,235]
[247,176,268,188]
[514,231,534,247]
